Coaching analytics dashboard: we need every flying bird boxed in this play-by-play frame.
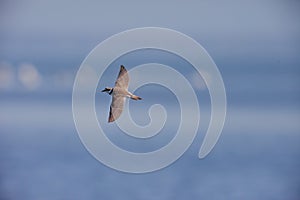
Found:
[102,65,142,122]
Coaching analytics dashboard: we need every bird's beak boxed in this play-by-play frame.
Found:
[101,89,107,92]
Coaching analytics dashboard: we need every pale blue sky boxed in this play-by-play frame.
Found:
[0,0,299,63]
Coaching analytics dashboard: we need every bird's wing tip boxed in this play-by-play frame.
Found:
[108,117,115,123]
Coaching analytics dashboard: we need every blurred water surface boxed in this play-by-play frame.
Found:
[0,60,299,199]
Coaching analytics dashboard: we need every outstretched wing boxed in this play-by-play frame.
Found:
[108,94,126,122]
[115,65,129,89]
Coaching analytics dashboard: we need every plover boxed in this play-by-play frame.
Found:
[102,65,142,122]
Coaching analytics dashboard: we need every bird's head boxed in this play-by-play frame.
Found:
[101,87,113,94]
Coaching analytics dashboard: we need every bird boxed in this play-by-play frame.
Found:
[102,65,142,122]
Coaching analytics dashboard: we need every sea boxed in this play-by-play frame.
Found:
[0,52,299,199]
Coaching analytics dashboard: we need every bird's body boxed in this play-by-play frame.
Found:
[102,65,142,122]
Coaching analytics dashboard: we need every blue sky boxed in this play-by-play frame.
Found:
[0,0,299,65]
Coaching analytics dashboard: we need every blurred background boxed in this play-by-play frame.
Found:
[0,0,299,199]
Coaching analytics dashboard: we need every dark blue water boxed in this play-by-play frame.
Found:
[1,101,299,199]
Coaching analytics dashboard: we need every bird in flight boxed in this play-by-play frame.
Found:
[102,65,142,122]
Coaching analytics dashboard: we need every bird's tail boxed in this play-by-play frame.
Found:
[131,95,142,100]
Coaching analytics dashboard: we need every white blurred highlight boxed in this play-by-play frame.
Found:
[18,63,42,90]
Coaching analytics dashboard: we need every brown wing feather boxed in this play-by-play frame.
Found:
[108,94,125,122]
[115,65,129,89]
